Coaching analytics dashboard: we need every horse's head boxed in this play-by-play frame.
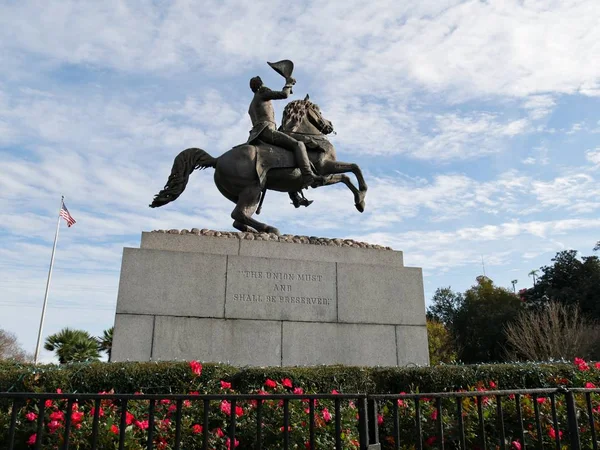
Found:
[281,95,334,135]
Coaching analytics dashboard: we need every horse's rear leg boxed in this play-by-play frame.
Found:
[231,186,281,235]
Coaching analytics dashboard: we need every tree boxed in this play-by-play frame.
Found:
[426,319,457,365]
[528,269,539,286]
[452,277,523,363]
[594,241,599,252]
[523,250,600,321]
[44,328,101,364]
[426,287,464,327]
[0,329,32,362]
[505,302,600,361]
[97,327,113,361]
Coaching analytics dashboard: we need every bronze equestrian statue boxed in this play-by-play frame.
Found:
[150,60,367,235]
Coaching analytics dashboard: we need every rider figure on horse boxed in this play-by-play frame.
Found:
[247,75,322,207]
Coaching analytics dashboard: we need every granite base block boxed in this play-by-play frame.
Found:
[112,232,428,367]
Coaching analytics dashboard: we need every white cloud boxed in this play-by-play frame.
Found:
[586,148,600,165]
[522,95,556,120]
[532,173,600,213]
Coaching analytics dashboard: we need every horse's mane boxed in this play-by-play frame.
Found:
[281,99,317,130]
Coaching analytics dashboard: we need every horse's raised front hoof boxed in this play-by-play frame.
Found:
[265,226,281,236]
[355,201,365,213]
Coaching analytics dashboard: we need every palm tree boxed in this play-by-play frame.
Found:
[44,328,101,364]
[511,279,518,294]
[97,327,113,361]
[528,269,539,286]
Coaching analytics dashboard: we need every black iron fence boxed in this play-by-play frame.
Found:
[1,388,598,449]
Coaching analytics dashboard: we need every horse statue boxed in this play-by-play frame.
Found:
[150,95,367,235]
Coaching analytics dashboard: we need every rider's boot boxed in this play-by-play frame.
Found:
[296,144,324,188]
[289,192,313,208]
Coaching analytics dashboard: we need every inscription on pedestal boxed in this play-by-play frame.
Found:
[225,257,336,322]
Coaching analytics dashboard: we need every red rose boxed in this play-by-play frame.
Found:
[189,361,203,376]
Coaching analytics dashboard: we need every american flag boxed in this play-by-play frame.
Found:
[60,202,76,227]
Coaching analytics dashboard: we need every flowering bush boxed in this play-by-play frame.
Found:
[1,361,361,449]
[2,359,600,448]
[377,358,600,449]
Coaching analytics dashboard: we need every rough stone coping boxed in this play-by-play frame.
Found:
[150,229,393,251]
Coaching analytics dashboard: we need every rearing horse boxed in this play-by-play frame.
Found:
[150,96,367,235]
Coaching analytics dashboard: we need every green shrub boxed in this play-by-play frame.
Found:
[1,360,598,394]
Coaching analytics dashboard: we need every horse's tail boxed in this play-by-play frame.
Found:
[149,147,217,208]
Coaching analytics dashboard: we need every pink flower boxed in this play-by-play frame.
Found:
[322,408,332,422]
[293,387,304,395]
[235,405,244,417]
[265,379,277,389]
[226,437,240,449]
[47,420,61,432]
[192,424,203,434]
[25,412,37,421]
[398,392,408,406]
[331,389,340,395]
[512,441,522,450]
[56,388,62,394]
[430,409,438,420]
[71,411,84,423]
[189,360,203,376]
[549,427,563,439]
[45,400,53,408]
[220,400,232,416]
[27,434,36,445]
[125,411,135,425]
[585,382,596,389]
[575,357,590,371]
[216,428,225,438]
[135,420,149,430]
[110,424,119,435]
[537,397,546,404]
[220,380,232,389]
[489,381,497,389]
[425,436,436,446]
[378,414,384,425]
[49,411,64,421]
[282,378,293,388]
[595,362,600,369]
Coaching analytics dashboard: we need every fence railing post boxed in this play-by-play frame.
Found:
[368,398,380,447]
[358,397,381,450]
[564,389,581,450]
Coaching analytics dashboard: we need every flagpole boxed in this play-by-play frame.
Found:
[34,196,64,364]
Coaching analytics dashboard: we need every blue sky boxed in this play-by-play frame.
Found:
[1,0,599,363]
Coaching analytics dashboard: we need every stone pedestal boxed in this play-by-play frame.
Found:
[111,230,429,367]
